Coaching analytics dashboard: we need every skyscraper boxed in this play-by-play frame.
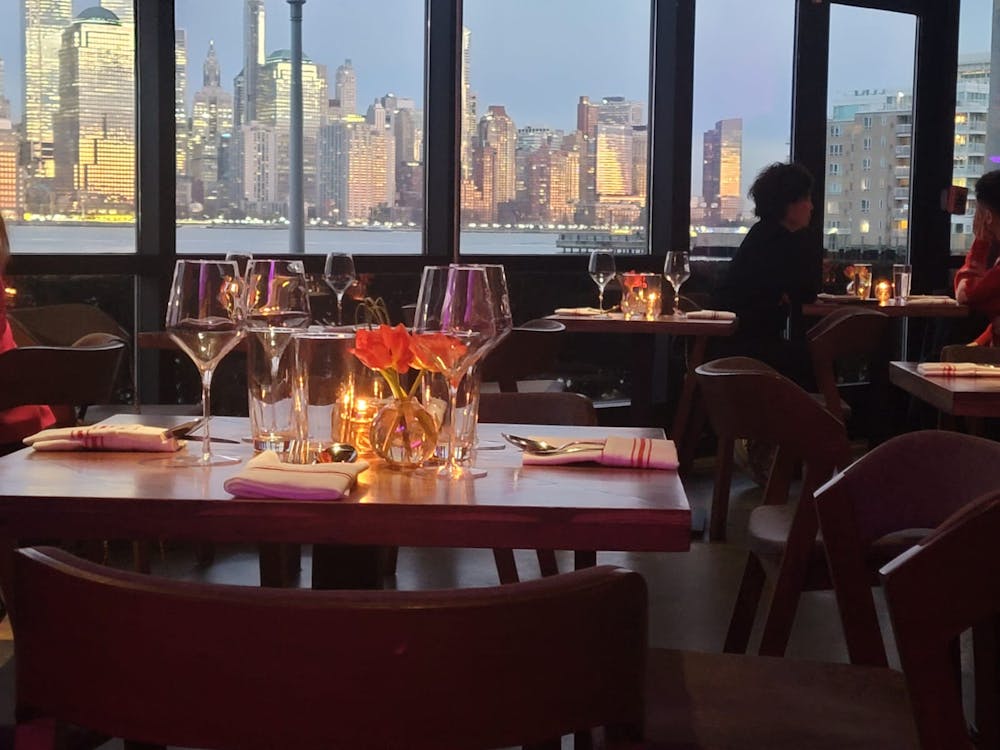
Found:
[335,59,357,116]
[0,59,11,120]
[53,6,135,213]
[702,117,742,223]
[241,0,265,124]
[99,0,132,23]
[478,105,516,206]
[23,0,73,179]
[175,29,189,175]
[460,27,477,181]
[189,41,234,208]
[595,123,633,197]
[318,114,392,223]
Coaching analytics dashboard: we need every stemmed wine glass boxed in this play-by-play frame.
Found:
[412,266,498,480]
[588,251,616,315]
[225,252,254,316]
[324,253,357,325]
[244,260,312,451]
[663,250,691,316]
[165,260,246,466]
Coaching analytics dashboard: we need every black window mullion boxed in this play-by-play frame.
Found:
[791,0,830,232]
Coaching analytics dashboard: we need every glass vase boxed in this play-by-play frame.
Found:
[370,397,439,469]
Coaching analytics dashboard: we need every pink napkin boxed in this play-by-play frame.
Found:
[223,450,369,500]
[521,436,678,470]
[24,424,184,452]
[685,310,736,321]
[917,362,1000,378]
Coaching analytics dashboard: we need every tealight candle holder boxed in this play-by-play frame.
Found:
[875,280,892,305]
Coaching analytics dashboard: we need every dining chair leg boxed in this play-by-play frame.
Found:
[382,545,399,576]
[536,549,559,576]
[493,548,519,584]
[574,550,597,569]
[194,542,216,567]
[131,541,150,574]
[724,553,765,654]
[973,619,1000,748]
[709,437,734,542]
[258,543,302,588]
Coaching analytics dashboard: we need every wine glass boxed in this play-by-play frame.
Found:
[324,253,357,325]
[663,251,691,316]
[225,252,253,316]
[588,251,616,315]
[244,260,312,452]
[165,260,246,466]
[412,266,498,480]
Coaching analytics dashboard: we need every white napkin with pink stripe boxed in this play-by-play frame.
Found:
[224,450,369,500]
[684,310,736,321]
[917,362,1000,378]
[24,424,184,452]
[553,307,606,316]
[521,436,678,470]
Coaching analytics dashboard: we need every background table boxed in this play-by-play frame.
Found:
[803,299,969,319]
[889,361,1000,417]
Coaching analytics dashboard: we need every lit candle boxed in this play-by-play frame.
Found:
[875,280,892,304]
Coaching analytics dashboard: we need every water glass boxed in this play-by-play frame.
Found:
[893,263,912,301]
[292,331,362,455]
[852,264,872,300]
[421,367,480,464]
[247,328,297,452]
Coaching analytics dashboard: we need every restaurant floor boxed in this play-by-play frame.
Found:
[0,463,902,748]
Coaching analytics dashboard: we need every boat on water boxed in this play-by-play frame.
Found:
[556,230,646,254]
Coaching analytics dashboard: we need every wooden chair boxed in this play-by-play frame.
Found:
[10,550,647,750]
[694,356,851,655]
[807,307,890,423]
[479,318,565,392]
[6,303,128,348]
[880,490,1000,750]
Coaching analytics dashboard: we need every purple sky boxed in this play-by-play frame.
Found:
[0,0,993,197]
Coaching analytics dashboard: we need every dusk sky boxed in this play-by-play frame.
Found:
[0,0,994,197]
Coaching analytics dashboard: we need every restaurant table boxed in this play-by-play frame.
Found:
[0,415,690,615]
[889,361,1000,417]
[548,312,737,469]
[803,298,969,319]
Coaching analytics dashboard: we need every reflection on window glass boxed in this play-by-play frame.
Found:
[956,0,990,255]
[459,0,650,256]
[824,6,914,273]
[0,0,137,254]
[175,0,424,256]
[692,0,792,254]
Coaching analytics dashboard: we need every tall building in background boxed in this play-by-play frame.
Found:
[53,6,135,213]
[702,117,742,224]
[318,114,392,223]
[175,29,189,176]
[23,0,73,181]
[240,0,265,125]
[460,27,477,181]
[477,105,516,207]
[335,59,357,116]
[242,121,277,207]
[952,56,989,251]
[0,59,11,120]
[595,123,633,197]
[0,123,19,218]
[189,41,234,212]
[986,0,1000,164]
[98,0,132,23]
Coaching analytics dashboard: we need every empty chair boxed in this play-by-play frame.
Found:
[478,391,598,426]
[940,343,1000,365]
[479,318,565,393]
[6,303,128,348]
[695,356,851,655]
[807,307,890,422]
[11,550,647,749]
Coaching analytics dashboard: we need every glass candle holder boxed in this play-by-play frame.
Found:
[620,273,663,321]
[875,280,892,304]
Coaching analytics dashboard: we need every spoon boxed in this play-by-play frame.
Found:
[283,441,358,464]
[501,433,606,454]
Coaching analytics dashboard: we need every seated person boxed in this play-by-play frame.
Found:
[0,214,55,445]
[955,169,1000,346]
[713,162,822,387]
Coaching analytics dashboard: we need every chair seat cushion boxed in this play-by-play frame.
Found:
[645,648,919,749]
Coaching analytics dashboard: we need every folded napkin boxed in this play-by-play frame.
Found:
[816,293,864,302]
[905,295,958,305]
[917,362,1000,378]
[684,309,736,321]
[521,436,678,470]
[24,424,184,452]
[553,307,606,316]
[223,450,369,500]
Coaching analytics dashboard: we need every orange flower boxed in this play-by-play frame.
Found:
[842,265,856,279]
[410,332,469,375]
[622,272,647,290]
[351,324,414,374]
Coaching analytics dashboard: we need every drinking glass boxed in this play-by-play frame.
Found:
[663,251,691,316]
[244,260,311,452]
[324,253,357,325]
[165,260,246,466]
[588,251,616,314]
[412,266,498,479]
[893,263,912,301]
[853,264,873,300]
[225,252,253,316]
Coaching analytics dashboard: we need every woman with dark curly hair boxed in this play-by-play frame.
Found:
[713,161,822,386]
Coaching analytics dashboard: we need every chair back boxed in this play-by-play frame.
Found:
[807,307,890,418]
[480,318,565,392]
[815,430,1000,667]
[0,342,125,422]
[881,491,1000,750]
[6,303,128,347]
[478,391,598,426]
[12,549,647,750]
[940,343,1000,364]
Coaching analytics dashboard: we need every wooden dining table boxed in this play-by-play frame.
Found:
[0,416,690,614]
[548,312,737,470]
[889,361,1000,417]
[803,298,969,319]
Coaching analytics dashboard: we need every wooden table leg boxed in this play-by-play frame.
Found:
[672,335,709,471]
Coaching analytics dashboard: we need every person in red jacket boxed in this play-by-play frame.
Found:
[0,214,55,446]
[955,170,1000,345]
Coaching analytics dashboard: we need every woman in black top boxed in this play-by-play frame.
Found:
[713,162,822,386]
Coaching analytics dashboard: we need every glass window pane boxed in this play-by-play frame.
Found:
[1,0,138,254]
[692,0,793,254]
[956,0,990,256]
[459,0,651,256]
[823,6,914,273]
[175,0,424,256]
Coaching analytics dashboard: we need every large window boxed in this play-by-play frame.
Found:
[174,0,425,255]
[691,0,793,253]
[0,0,138,254]
[458,0,651,256]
